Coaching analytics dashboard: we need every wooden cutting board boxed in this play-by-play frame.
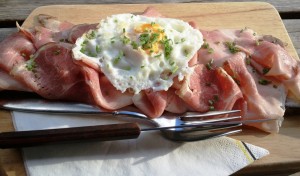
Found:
[0,2,300,175]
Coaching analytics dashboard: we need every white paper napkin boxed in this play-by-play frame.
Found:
[12,112,269,176]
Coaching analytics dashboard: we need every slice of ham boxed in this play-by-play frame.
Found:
[82,67,133,110]
[193,28,293,132]
[132,90,167,118]
[165,88,188,113]
[0,32,36,73]
[142,7,164,17]
[199,28,300,102]
[250,41,300,100]
[0,70,29,91]
[68,23,98,44]
[7,42,95,103]
[223,53,285,133]
[37,14,74,32]
[176,63,244,113]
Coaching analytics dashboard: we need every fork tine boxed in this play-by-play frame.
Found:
[181,110,241,118]
[181,115,242,123]
[162,129,242,142]
[179,123,243,133]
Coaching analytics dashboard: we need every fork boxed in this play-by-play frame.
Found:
[0,98,277,148]
[0,108,244,148]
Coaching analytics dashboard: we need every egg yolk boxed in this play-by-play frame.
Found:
[134,23,165,55]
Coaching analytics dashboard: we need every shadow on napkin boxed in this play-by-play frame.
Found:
[13,112,269,176]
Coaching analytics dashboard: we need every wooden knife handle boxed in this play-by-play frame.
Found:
[0,123,141,149]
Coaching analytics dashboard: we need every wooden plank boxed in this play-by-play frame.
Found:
[0,0,299,23]
[284,20,300,55]
[0,2,299,175]
[0,110,26,176]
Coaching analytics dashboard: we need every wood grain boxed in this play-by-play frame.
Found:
[0,2,300,176]
[0,0,299,23]
[284,20,300,55]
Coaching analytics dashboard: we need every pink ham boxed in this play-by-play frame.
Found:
[0,8,298,133]
[142,7,164,17]
[132,90,167,118]
[165,88,188,113]
[0,32,36,73]
[250,41,300,100]
[176,63,244,113]
[82,67,133,110]
[223,53,285,132]
[0,70,29,91]
[37,14,74,32]
[8,42,95,103]
[68,23,98,44]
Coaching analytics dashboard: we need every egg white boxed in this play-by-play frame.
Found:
[72,14,203,94]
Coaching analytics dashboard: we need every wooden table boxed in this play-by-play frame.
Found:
[0,1,300,176]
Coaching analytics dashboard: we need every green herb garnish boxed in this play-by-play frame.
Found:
[258,79,271,85]
[262,68,270,75]
[25,55,37,72]
[224,41,240,54]
[206,59,214,70]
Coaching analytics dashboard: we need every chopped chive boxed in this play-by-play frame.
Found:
[246,58,251,65]
[171,65,179,74]
[124,66,131,71]
[87,51,97,57]
[208,48,214,54]
[184,49,189,56]
[202,42,209,49]
[154,53,162,58]
[258,79,271,85]
[113,57,120,65]
[113,51,124,65]
[206,59,214,70]
[131,41,138,49]
[86,30,96,39]
[80,47,86,54]
[25,55,37,72]
[54,49,61,55]
[169,60,175,66]
[121,36,130,44]
[81,40,88,46]
[96,45,101,53]
[224,41,240,54]
[262,68,270,75]
[209,106,215,111]
[213,95,219,101]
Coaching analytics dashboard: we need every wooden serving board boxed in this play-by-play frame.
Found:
[0,2,300,175]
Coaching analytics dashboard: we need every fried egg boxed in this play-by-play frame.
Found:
[72,14,203,94]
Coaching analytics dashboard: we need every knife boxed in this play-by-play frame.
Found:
[0,91,284,148]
